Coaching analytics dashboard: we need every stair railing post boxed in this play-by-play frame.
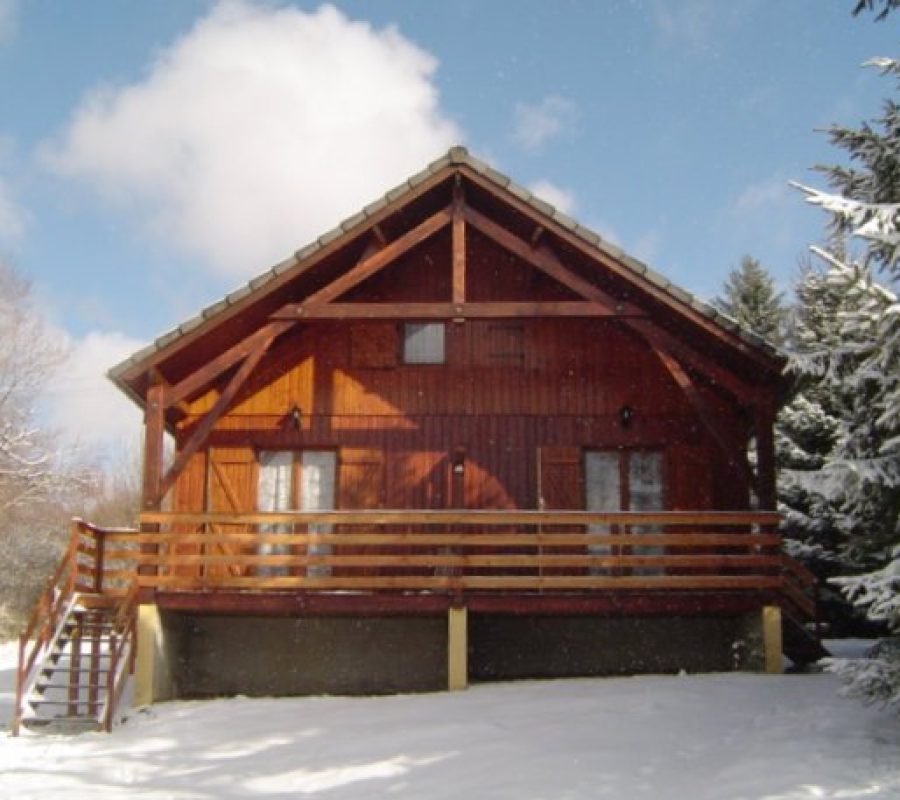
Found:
[105,631,120,732]
[88,617,102,718]
[13,634,26,736]
[94,527,106,595]
[69,616,83,717]
[67,518,81,596]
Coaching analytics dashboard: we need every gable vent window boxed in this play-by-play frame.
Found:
[403,322,445,364]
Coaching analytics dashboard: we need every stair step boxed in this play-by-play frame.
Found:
[41,668,112,676]
[29,699,105,709]
[65,624,116,633]
[36,681,109,691]
[22,716,101,734]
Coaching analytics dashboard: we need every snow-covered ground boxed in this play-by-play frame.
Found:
[1,640,898,800]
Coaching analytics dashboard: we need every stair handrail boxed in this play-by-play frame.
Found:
[100,577,139,732]
[780,551,820,629]
[12,519,85,736]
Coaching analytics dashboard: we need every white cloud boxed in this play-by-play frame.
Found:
[513,95,577,152]
[651,0,746,53]
[731,172,807,256]
[734,173,791,215]
[0,0,18,45]
[527,180,576,215]
[0,175,25,244]
[44,330,145,454]
[41,1,461,279]
[631,229,663,265]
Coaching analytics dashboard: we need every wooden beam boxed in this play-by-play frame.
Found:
[627,319,758,404]
[164,320,294,408]
[272,301,636,320]
[158,331,276,503]
[459,166,784,375]
[463,205,621,308]
[114,166,457,386]
[452,177,466,305]
[299,206,452,307]
[641,332,757,492]
[142,381,166,511]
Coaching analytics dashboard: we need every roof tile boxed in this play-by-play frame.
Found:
[363,195,388,217]
[110,146,782,385]
[295,241,319,261]
[317,225,343,248]
[340,211,367,232]
[385,181,412,203]
[574,225,601,246]
[551,209,578,232]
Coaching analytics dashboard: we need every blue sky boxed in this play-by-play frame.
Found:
[0,0,895,451]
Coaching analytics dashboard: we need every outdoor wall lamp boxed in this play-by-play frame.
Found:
[619,404,634,428]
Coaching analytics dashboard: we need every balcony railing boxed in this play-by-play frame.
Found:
[67,510,815,621]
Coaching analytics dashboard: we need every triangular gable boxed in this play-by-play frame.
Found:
[110,146,785,416]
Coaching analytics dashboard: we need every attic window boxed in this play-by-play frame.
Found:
[403,322,445,364]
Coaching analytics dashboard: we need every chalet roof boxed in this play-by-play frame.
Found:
[108,146,782,404]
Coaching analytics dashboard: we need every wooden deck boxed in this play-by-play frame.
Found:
[69,510,816,623]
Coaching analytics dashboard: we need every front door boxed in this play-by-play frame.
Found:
[256,450,336,577]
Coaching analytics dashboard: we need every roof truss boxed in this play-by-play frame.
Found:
[144,165,777,507]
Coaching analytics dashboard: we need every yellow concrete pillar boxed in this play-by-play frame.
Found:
[447,605,468,690]
[134,603,168,706]
[762,605,783,674]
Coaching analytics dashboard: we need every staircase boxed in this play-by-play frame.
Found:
[18,598,134,733]
[779,553,830,668]
[783,613,830,667]
[13,519,138,736]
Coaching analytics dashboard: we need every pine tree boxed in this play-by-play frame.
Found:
[714,255,787,345]
[793,57,900,708]
[804,58,899,275]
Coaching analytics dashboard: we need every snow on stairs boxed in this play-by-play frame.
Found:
[21,601,123,734]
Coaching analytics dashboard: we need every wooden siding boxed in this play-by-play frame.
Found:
[172,314,748,515]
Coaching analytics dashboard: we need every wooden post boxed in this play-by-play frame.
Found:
[134,604,169,706]
[452,175,466,306]
[142,381,166,511]
[447,605,468,690]
[762,605,783,674]
[755,401,777,511]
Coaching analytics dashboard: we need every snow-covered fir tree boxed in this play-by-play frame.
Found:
[793,56,900,708]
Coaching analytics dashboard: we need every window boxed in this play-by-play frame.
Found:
[403,322,445,364]
[481,322,525,366]
[584,450,664,575]
[257,450,336,577]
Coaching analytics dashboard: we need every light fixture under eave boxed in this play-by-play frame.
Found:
[289,404,302,431]
[619,405,634,428]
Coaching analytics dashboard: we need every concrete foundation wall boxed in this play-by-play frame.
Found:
[145,609,769,701]
[164,614,447,698]
[469,614,764,680]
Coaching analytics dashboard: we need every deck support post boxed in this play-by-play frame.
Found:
[447,605,468,690]
[762,605,783,674]
[134,604,173,706]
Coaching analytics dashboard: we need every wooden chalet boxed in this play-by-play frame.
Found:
[13,147,824,733]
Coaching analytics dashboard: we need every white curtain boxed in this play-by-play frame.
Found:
[301,451,336,577]
[585,451,621,574]
[629,452,664,575]
[257,451,293,576]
